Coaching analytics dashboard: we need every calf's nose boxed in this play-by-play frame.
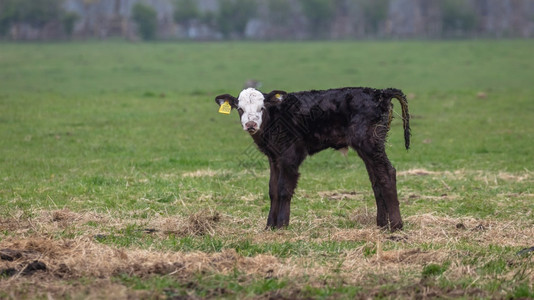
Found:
[245,121,257,131]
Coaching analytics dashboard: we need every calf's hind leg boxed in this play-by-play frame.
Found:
[352,141,403,231]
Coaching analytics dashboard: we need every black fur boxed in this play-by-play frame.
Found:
[215,87,410,231]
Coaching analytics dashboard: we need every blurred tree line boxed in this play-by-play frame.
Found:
[0,0,78,38]
[1,0,533,40]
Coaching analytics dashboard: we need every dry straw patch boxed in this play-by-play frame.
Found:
[327,213,534,248]
[182,169,230,178]
[323,213,534,281]
[144,209,222,237]
[339,247,451,286]
[0,277,146,300]
[0,237,279,277]
[0,208,225,241]
[1,200,533,298]
[317,190,365,201]
[0,209,280,287]
[404,213,534,247]
[177,209,221,236]
[0,209,108,237]
[398,168,445,177]
[398,168,533,184]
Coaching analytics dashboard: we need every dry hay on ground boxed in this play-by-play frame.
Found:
[327,213,533,251]
[151,209,221,236]
[317,190,365,201]
[0,237,279,280]
[181,169,231,178]
[1,165,533,299]
[398,168,532,183]
[0,209,533,298]
[0,236,279,299]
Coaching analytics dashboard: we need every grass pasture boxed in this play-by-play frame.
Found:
[0,40,533,299]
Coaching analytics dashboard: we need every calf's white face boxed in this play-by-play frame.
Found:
[237,88,265,133]
[214,88,286,135]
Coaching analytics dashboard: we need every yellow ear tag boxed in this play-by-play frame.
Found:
[218,100,232,115]
[275,94,282,100]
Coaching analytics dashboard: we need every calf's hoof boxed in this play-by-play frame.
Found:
[388,221,403,231]
[266,216,277,230]
[377,218,403,232]
[265,221,276,230]
[264,224,288,230]
[265,224,275,231]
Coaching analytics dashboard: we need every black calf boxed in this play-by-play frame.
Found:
[215,87,410,231]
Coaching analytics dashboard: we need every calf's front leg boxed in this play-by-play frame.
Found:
[275,163,301,228]
[266,158,279,229]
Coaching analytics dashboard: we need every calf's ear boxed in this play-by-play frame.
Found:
[264,90,287,105]
[214,94,238,109]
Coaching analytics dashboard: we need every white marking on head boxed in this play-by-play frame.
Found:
[237,88,264,133]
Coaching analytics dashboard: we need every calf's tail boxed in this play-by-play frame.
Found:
[383,88,411,150]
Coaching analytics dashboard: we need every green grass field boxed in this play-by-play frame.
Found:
[0,40,533,299]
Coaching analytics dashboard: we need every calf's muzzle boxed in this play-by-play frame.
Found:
[245,121,258,132]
